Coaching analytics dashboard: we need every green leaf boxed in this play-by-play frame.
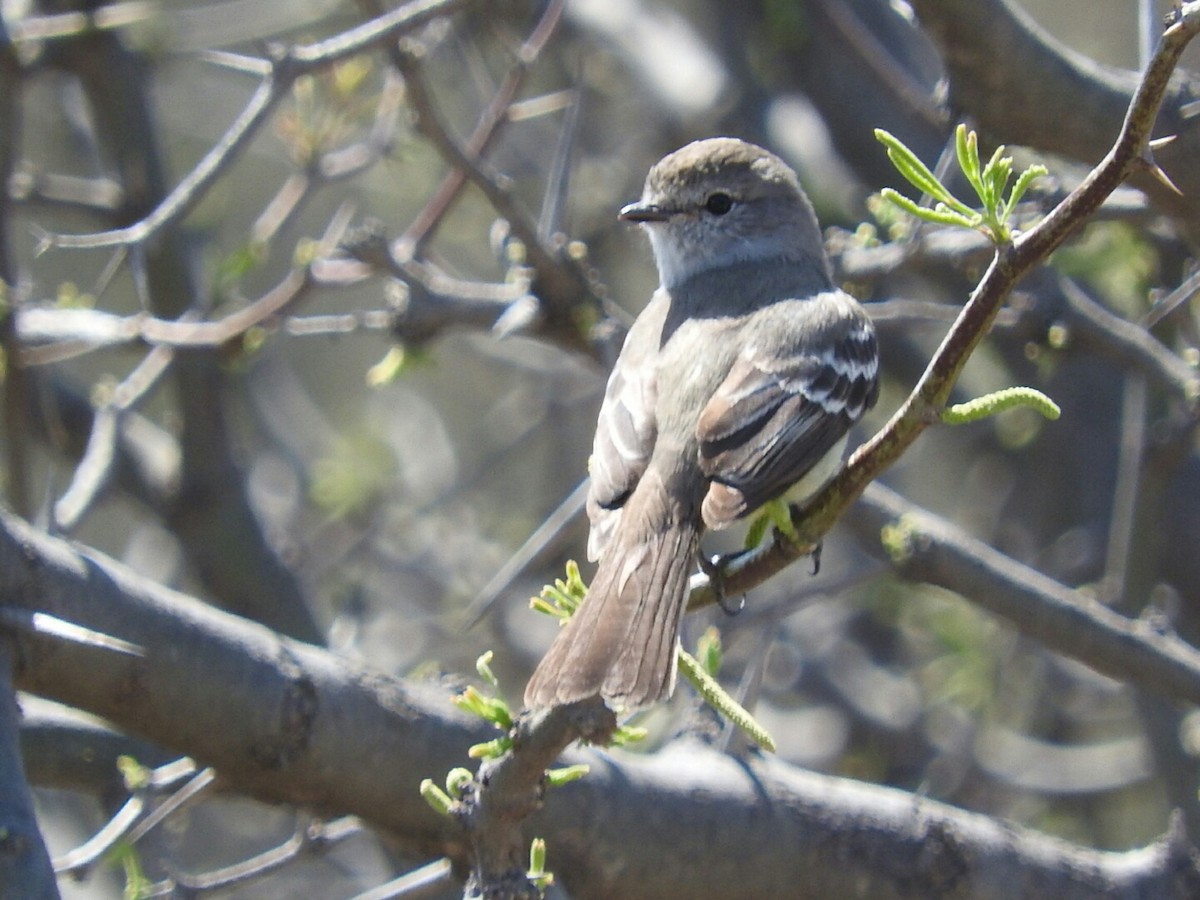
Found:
[529,837,547,874]
[1006,164,1048,214]
[420,778,457,817]
[215,240,267,290]
[476,650,499,688]
[545,764,590,787]
[113,841,150,900]
[743,511,770,550]
[531,560,589,621]
[365,346,408,387]
[880,515,919,564]
[875,129,956,206]
[117,755,152,792]
[452,685,513,729]
[446,767,473,799]
[609,724,649,746]
[983,150,1012,213]
[468,736,513,759]
[880,189,977,229]
[695,626,723,677]
[527,837,553,890]
[955,124,982,195]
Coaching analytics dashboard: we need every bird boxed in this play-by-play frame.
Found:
[524,137,879,711]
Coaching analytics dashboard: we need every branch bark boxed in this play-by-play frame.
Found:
[0,646,59,900]
[0,507,489,861]
[849,482,1200,706]
[5,507,1200,898]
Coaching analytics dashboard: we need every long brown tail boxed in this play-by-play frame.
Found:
[524,484,700,711]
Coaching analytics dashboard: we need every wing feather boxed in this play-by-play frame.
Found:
[697,315,877,528]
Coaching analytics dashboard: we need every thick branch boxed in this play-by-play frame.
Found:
[0,508,488,859]
[849,483,1200,707]
[531,743,1200,900]
[4,508,1200,898]
[0,646,59,900]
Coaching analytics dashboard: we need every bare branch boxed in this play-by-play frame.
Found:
[45,0,469,251]
[848,482,1200,706]
[0,506,487,857]
[52,342,174,532]
[387,0,607,357]
[391,0,566,257]
[53,760,211,878]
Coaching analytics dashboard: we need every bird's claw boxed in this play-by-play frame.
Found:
[698,552,745,616]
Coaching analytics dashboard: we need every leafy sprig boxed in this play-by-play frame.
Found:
[877,125,1060,427]
[875,124,1047,244]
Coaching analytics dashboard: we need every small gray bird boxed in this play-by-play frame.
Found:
[524,138,879,711]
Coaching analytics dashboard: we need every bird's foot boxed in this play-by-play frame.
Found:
[698,551,745,616]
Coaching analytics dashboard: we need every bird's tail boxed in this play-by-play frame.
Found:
[524,483,699,711]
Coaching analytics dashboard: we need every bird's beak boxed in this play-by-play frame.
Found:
[619,201,672,223]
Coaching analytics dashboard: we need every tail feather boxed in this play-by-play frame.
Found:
[524,485,699,710]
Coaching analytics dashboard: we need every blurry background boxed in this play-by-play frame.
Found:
[4,0,1200,896]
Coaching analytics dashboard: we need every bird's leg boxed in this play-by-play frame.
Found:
[755,499,823,575]
[745,497,801,551]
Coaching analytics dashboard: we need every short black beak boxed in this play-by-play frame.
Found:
[618,201,672,223]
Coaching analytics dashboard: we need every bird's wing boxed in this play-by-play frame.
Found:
[696,310,877,528]
[586,348,658,560]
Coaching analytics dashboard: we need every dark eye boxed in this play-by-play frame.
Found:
[704,192,734,215]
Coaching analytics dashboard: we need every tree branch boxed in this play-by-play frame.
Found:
[389,6,606,358]
[0,507,488,859]
[0,646,59,900]
[908,0,1200,236]
[688,0,1200,621]
[44,0,469,251]
[5,506,1200,898]
[848,482,1200,707]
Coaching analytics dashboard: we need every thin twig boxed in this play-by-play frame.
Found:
[53,757,203,876]
[392,0,567,257]
[462,478,589,629]
[45,0,468,251]
[348,858,455,900]
[53,340,175,531]
[1101,372,1147,606]
[387,0,605,355]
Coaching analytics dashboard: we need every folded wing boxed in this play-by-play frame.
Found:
[697,312,877,528]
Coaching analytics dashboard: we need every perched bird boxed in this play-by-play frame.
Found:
[525,138,879,711]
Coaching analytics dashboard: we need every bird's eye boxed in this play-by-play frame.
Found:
[703,192,734,215]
